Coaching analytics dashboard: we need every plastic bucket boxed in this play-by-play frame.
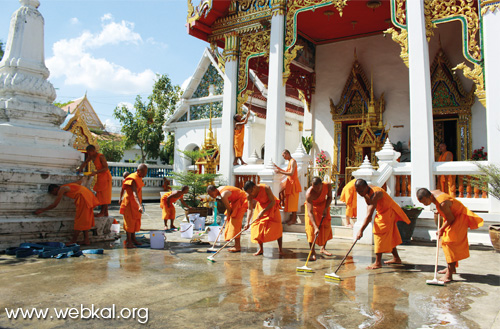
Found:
[207,226,222,243]
[110,223,120,234]
[180,223,194,239]
[194,217,206,231]
[150,231,165,249]
[188,213,199,223]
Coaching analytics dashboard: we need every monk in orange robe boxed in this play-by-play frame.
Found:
[304,177,333,260]
[35,180,99,245]
[120,164,148,248]
[417,188,483,283]
[274,149,302,225]
[207,185,249,252]
[340,178,357,227]
[162,177,172,192]
[437,142,456,196]
[233,113,249,165]
[160,186,191,230]
[243,181,284,256]
[355,179,411,269]
[77,145,112,217]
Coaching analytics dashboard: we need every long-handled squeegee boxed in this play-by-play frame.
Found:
[324,238,358,281]
[296,215,326,274]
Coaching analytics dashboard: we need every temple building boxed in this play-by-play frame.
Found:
[184,0,500,244]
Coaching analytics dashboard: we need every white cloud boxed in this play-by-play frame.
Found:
[104,118,122,133]
[117,101,134,110]
[70,17,79,25]
[146,37,167,49]
[46,15,155,95]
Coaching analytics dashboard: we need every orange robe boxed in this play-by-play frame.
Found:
[305,183,333,246]
[438,151,456,196]
[63,183,99,231]
[340,179,357,218]
[119,172,144,233]
[372,186,410,253]
[435,193,484,264]
[234,126,245,158]
[160,191,183,220]
[221,186,248,240]
[283,160,302,212]
[251,184,283,243]
[92,153,112,205]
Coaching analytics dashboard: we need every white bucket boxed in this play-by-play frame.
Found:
[150,231,165,249]
[110,223,120,234]
[194,217,206,231]
[180,223,194,239]
[207,226,222,243]
[188,213,199,223]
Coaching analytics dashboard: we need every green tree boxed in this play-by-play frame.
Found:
[159,132,175,165]
[170,171,219,207]
[97,139,125,162]
[113,74,180,163]
[0,40,4,61]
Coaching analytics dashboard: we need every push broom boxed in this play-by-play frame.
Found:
[296,215,326,274]
[207,219,227,253]
[207,217,259,262]
[426,214,445,286]
[324,238,358,281]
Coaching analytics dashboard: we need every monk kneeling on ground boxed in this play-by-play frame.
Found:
[207,185,248,252]
[305,177,333,260]
[355,179,411,269]
[417,188,483,283]
[243,181,284,256]
[160,186,191,230]
[35,180,99,246]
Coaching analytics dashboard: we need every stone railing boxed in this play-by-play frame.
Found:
[108,162,173,201]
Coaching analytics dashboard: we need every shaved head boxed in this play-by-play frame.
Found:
[86,145,96,152]
[137,163,148,178]
[417,188,431,200]
[355,179,368,189]
[354,178,370,197]
[312,176,322,186]
[207,185,217,193]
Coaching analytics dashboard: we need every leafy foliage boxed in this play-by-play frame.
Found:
[54,100,73,108]
[470,163,500,201]
[159,133,175,165]
[302,135,314,154]
[170,171,219,207]
[0,40,4,61]
[113,74,180,163]
[471,147,487,160]
[97,139,125,162]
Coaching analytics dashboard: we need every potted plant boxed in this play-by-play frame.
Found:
[170,171,219,218]
[397,205,423,245]
[302,135,314,155]
[470,161,500,251]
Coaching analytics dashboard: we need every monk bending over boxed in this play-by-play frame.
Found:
[77,145,112,217]
[233,113,249,165]
[355,179,410,269]
[417,188,483,283]
[340,178,357,227]
[274,149,302,225]
[35,180,99,246]
[207,185,248,252]
[120,164,148,248]
[243,181,284,256]
[160,186,191,230]
[305,177,333,260]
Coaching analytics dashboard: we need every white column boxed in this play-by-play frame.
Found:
[483,7,500,212]
[264,6,286,171]
[407,0,435,204]
[244,118,253,160]
[292,143,311,206]
[219,33,239,186]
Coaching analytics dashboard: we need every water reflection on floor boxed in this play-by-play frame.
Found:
[0,234,497,328]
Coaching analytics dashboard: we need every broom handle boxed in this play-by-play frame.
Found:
[304,215,326,267]
[209,217,259,258]
[334,238,358,274]
[209,219,227,249]
[433,214,442,280]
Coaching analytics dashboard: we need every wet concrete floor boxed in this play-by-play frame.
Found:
[0,203,499,328]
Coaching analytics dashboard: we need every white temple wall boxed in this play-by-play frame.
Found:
[313,20,486,159]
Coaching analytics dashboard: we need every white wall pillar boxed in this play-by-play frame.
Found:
[482,6,500,212]
[219,33,239,186]
[407,0,435,204]
[244,118,253,160]
[264,6,286,169]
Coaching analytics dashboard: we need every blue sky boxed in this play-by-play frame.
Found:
[0,0,208,131]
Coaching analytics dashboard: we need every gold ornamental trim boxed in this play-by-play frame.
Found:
[481,0,500,14]
[384,28,409,68]
[453,62,486,108]
[187,0,213,27]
